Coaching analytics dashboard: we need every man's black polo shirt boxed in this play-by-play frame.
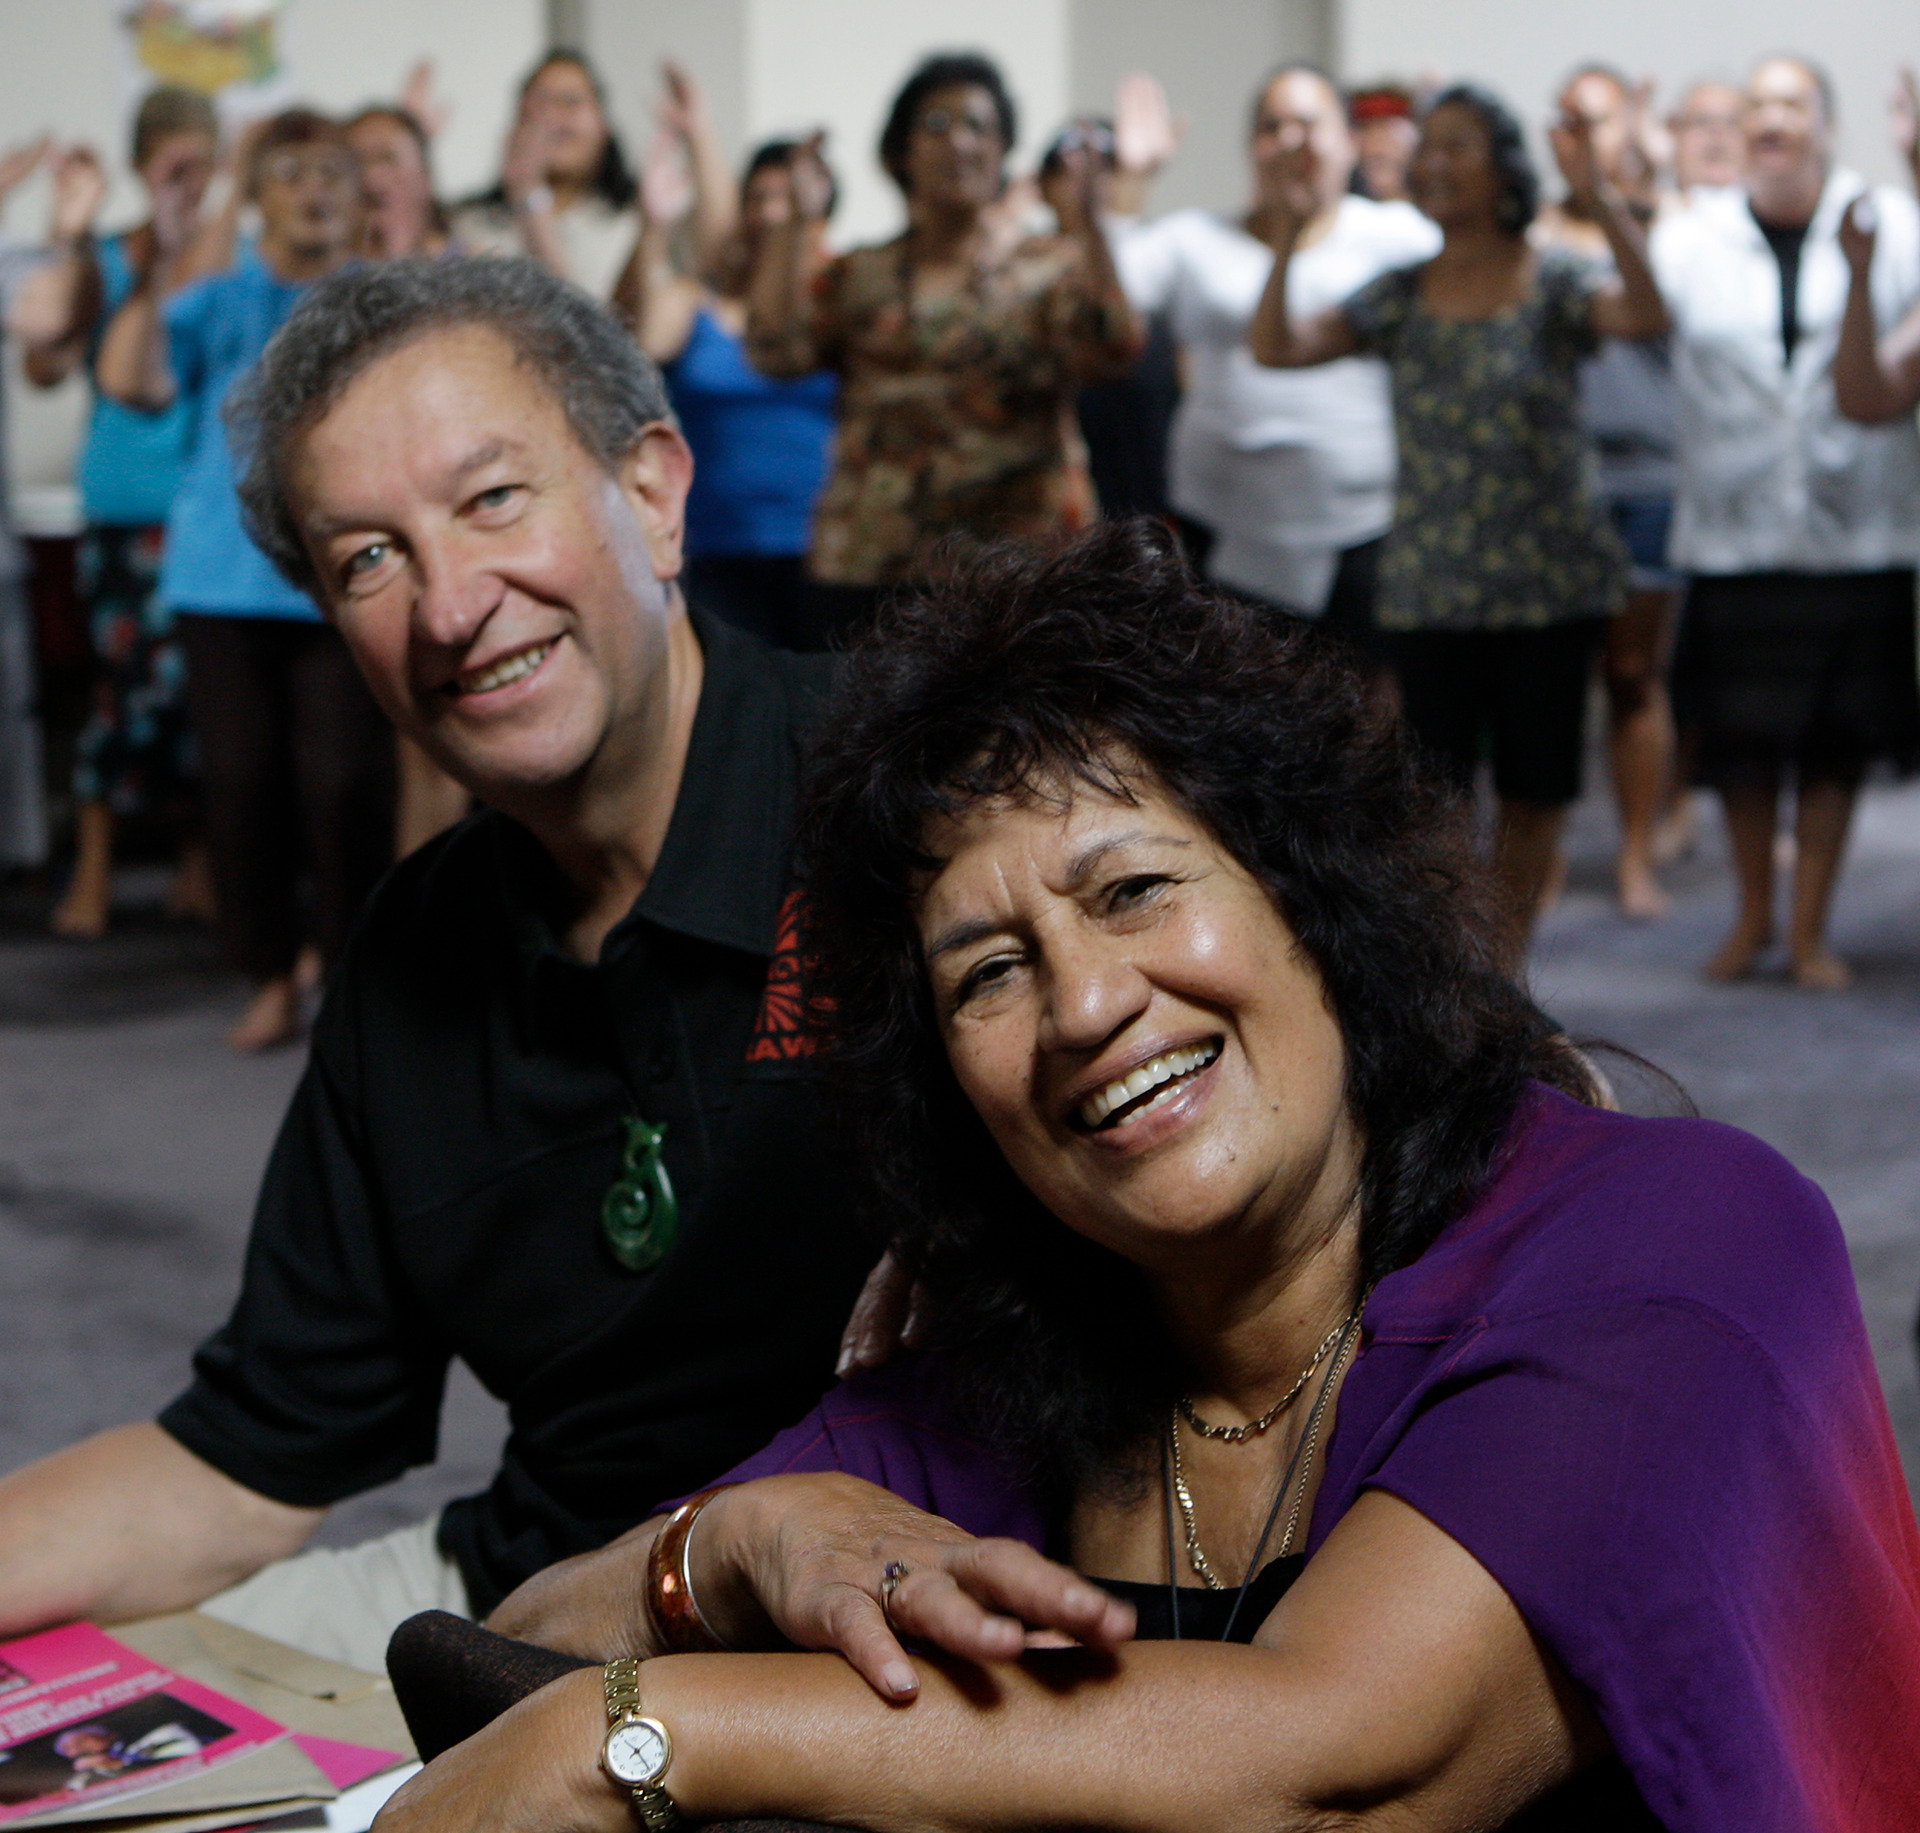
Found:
[158,612,873,1612]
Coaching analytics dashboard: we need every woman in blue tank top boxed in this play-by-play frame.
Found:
[622,71,837,649]
[26,89,220,940]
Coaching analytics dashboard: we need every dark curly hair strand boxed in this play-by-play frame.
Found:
[798,520,1594,1503]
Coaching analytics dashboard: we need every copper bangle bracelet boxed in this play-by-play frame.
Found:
[645,1485,736,1654]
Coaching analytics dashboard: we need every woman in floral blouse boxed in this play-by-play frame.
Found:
[1250,84,1665,959]
[746,52,1141,646]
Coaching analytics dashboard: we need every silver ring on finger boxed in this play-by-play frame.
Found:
[879,1559,911,1625]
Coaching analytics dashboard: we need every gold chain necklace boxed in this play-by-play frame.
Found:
[1177,1309,1351,1444]
[1169,1301,1365,1590]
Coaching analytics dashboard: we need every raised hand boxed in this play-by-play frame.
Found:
[48,145,107,242]
[1253,130,1320,247]
[1625,76,1672,188]
[785,131,834,223]
[1549,96,1603,209]
[1839,194,1878,275]
[1113,71,1183,177]
[0,136,52,204]
[657,60,707,144]
[400,58,452,141]
[503,116,551,209]
[1895,67,1920,188]
[639,125,693,228]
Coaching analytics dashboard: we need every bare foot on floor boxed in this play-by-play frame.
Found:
[1705,921,1773,982]
[1616,860,1671,921]
[50,880,110,939]
[228,976,301,1052]
[1790,949,1853,992]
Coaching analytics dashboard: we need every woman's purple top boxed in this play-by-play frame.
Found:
[698,1086,1920,1833]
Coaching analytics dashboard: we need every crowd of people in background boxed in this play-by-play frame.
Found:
[1,41,1918,1043]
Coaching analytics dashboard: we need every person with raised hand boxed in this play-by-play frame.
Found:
[745,51,1140,648]
[453,50,642,303]
[1654,55,1920,990]
[1249,85,1661,960]
[1533,66,1685,921]
[97,108,390,1051]
[1105,64,1437,662]
[619,65,835,649]
[20,94,220,940]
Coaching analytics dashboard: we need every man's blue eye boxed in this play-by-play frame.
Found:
[345,543,388,577]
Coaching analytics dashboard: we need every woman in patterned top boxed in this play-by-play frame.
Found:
[746,52,1141,647]
[1250,85,1664,959]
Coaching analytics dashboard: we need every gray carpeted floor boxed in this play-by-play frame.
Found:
[2,772,1917,1547]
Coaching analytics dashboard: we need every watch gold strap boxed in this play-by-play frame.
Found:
[602,1659,685,1833]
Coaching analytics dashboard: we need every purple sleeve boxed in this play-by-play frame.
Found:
[1336,1121,1920,1833]
[663,1358,1050,1551]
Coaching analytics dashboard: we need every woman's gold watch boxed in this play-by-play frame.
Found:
[601,1658,685,1833]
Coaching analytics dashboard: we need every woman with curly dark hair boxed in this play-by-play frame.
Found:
[387,526,1920,1833]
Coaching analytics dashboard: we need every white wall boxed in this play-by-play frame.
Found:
[1338,0,1920,191]
[1068,0,1329,220]
[0,0,542,504]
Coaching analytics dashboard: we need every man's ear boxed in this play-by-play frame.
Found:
[619,422,695,584]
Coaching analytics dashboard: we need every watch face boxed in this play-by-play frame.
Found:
[605,1719,669,1786]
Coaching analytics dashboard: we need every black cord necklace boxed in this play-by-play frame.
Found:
[1162,1307,1364,1644]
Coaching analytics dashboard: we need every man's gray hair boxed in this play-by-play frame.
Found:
[229,256,673,600]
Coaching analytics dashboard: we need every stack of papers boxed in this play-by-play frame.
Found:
[0,1616,414,1833]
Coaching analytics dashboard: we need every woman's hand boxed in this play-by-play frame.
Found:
[784,132,835,223]
[1549,98,1605,212]
[1840,194,1878,276]
[374,1668,623,1833]
[639,127,693,230]
[48,145,106,243]
[1252,134,1319,249]
[703,1474,1135,1701]
[1113,73,1183,180]
[0,137,51,206]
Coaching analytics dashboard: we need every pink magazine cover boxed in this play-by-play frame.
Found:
[0,1626,288,1825]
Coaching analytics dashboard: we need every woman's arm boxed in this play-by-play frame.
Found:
[1244,141,1360,368]
[613,129,703,363]
[94,271,176,410]
[1834,196,1920,422]
[658,61,736,278]
[744,136,832,378]
[487,1473,1131,1698]
[15,145,107,387]
[381,1489,1599,1833]
[1046,143,1145,382]
[1550,107,1668,341]
[1107,72,1183,220]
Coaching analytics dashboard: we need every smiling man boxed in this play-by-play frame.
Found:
[0,258,875,1667]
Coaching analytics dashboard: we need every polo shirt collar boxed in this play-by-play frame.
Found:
[492,605,806,987]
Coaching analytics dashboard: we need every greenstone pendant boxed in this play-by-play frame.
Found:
[601,1115,679,1272]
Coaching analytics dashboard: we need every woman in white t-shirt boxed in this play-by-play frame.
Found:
[1111,67,1439,654]
[452,51,645,304]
